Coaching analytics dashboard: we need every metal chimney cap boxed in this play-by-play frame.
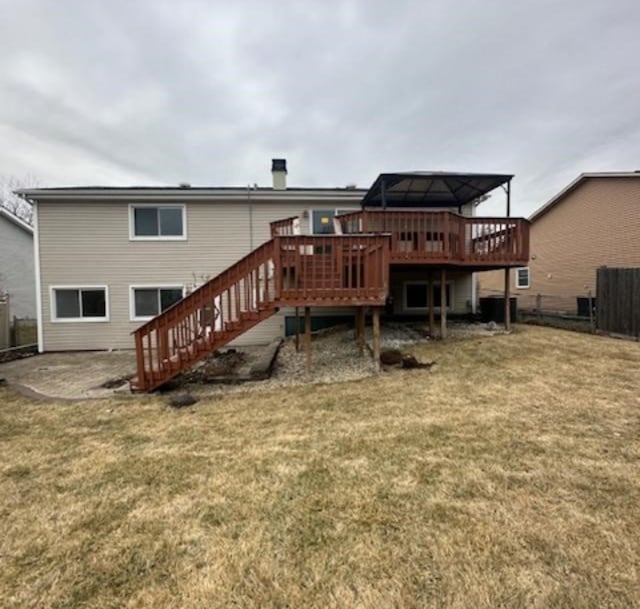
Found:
[271,158,287,173]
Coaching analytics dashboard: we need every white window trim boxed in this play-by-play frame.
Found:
[515,266,530,289]
[403,280,453,312]
[129,284,186,322]
[50,285,110,323]
[128,203,187,241]
[309,207,359,234]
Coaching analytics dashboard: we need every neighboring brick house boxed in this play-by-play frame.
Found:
[478,172,640,313]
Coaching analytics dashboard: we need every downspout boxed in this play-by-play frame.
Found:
[380,178,387,231]
[27,197,44,352]
[470,195,477,314]
[247,184,254,251]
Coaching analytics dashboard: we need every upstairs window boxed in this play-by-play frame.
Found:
[130,205,186,239]
[51,287,108,322]
[131,286,184,320]
[516,267,530,289]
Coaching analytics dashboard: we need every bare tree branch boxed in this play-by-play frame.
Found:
[0,175,39,225]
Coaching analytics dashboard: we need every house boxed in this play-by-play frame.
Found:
[0,206,36,320]
[478,172,640,313]
[19,161,529,390]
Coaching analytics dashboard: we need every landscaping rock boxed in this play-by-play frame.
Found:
[380,348,434,370]
[168,392,198,408]
[401,355,435,370]
[380,348,404,367]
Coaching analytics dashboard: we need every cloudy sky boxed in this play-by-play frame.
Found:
[1,0,639,216]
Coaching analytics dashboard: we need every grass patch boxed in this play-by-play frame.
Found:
[0,326,639,607]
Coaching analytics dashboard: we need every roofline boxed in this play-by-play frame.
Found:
[16,186,368,203]
[376,171,514,179]
[529,172,640,222]
[0,206,33,234]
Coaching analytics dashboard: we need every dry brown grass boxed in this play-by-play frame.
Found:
[1,325,639,608]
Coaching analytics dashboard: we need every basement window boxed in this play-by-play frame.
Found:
[51,287,108,322]
[516,267,530,289]
[130,205,186,240]
[131,286,184,320]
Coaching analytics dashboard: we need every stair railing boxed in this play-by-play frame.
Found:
[132,239,277,390]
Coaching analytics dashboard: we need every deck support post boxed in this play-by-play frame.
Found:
[428,272,435,338]
[134,332,146,391]
[504,268,511,332]
[295,306,300,352]
[372,307,381,372]
[304,306,312,375]
[440,268,447,339]
[356,307,365,355]
[504,179,512,333]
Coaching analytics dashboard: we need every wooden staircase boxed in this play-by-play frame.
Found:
[131,233,391,391]
[131,240,279,392]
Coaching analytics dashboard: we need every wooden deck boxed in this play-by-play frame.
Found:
[132,235,391,391]
[133,210,530,391]
[336,210,530,267]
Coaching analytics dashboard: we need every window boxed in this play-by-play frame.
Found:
[516,267,530,289]
[51,287,108,322]
[130,205,186,239]
[404,282,451,310]
[130,286,184,320]
[311,208,358,234]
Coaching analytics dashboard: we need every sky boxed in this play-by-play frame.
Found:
[1,0,639,217]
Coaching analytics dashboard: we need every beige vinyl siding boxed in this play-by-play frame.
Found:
[38,198,361,351]
[478,177,640,312]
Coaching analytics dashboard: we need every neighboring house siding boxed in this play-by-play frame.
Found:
[0,215,35,319]
[479,177,640,312]
[37,198,363,351]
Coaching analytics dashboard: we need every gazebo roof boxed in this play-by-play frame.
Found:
[361,172,512,208]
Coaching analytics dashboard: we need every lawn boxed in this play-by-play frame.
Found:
[1,325,639,608]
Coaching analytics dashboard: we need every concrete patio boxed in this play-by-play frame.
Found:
[0,351,137,400]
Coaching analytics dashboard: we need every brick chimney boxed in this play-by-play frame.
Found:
[271,158,287,190]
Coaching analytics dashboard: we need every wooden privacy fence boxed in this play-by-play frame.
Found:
[596,267,640,339]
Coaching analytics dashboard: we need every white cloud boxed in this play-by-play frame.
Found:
[0,0,639,215]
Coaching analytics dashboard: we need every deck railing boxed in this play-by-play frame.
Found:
[132,240,278,391]
[276,234,390,305]
[270,216,300,237]
[337,210,529,265]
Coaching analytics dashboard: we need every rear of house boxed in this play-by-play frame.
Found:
[23,162,527,356]
[30,186,371,351]
[479,173,640,314]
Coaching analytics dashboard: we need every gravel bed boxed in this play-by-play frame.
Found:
[183,321,504,399]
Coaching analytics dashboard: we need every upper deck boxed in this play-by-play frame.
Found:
[272,210,530,269]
